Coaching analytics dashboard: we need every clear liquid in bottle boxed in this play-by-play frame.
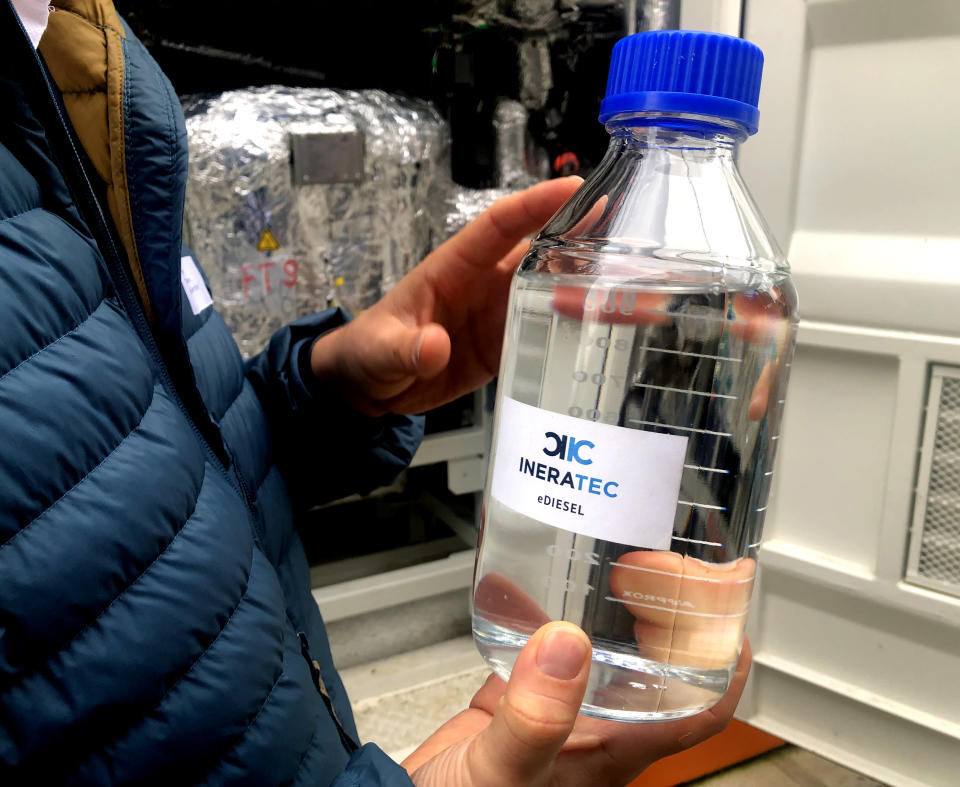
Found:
[474,253,796,721]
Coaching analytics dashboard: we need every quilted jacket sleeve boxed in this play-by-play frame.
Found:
[245,308,425,509]
[331,744,416,787]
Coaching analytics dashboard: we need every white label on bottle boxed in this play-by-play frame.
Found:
[490,396,688,550]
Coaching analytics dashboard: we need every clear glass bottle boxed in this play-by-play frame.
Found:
[473,31,798,722]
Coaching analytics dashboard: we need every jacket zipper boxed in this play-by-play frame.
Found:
[33,54,265,540]
[298,632,360,753]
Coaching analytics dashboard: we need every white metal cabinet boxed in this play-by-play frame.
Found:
[680,0,960,783]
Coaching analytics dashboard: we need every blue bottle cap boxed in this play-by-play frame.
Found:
[599,30,763,134]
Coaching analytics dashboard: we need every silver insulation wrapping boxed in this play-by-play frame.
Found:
[184,87,544,356]
[444,186,513,238]
[184,87,450,357]
[495,99,548,190]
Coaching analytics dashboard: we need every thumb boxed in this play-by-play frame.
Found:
[345,318,449,398]
[466,623,591,787]
[374,320,449,383]
[409,322,451,380]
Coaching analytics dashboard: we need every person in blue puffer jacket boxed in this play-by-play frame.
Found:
[0,1,749,785]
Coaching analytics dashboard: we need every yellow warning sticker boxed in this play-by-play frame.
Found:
[257,228,280,253]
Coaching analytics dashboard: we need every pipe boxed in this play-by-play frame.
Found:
[632,0,681,33]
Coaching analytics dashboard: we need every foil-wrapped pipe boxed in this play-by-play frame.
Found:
[494,99,540,190]
[511,0,561,29]
[183,87,450,356]
[517,37,553,109]
[638,0,680,32]
[444,186,514,237]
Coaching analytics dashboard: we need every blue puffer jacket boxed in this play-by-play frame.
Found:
[0,1,422,783]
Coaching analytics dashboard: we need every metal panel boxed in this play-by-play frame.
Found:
[312,550,476,623]
[739,0,960,338]
[290,131,365,185]
[907,367,960,597]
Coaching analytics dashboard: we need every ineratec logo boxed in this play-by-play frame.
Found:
[543,432,594,465]
[518,430,619,499]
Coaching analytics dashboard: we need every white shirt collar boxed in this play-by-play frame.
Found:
[12,0,51,48]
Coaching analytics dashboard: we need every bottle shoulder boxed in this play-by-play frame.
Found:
[528,141,789,281]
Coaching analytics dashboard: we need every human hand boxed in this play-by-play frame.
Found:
[402,622,751,787]
[608,551,756,671]
[309,177,583,415]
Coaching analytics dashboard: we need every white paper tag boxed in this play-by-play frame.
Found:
[490,397,688,550]
[180,255,213,315]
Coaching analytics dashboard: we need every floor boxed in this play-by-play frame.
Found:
[340,636,489,764]
[691,746,885,786]
[339,636,888,784]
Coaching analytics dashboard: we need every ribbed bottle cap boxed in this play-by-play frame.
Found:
[599,30,763,134]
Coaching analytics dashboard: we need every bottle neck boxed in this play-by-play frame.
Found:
[604,111,748,152]
[593,112,747,207]
[528,108,786,277]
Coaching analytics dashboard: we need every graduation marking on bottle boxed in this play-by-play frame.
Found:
[636,346,744,363]
[677,500,728,511]
[606,596,749,618]
[671,536,724,547]
[627,419,734,438]
[684,464,731,474]
[629,382,739,400]
[608,562,755,584]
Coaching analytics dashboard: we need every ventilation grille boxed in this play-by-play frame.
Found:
[906,367,960,597]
